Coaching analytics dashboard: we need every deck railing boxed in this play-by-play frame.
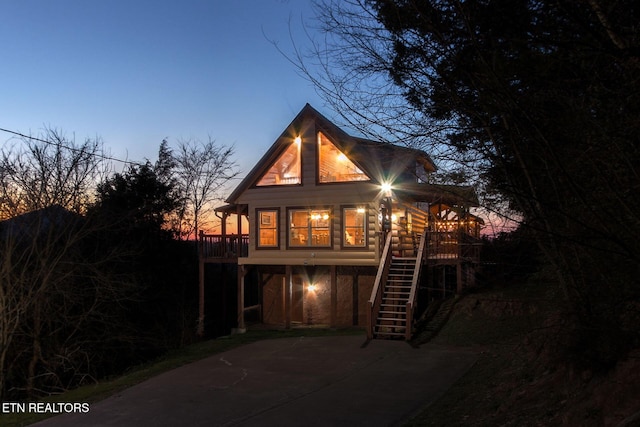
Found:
[405,231,427,340]
[367,231,393,340]
[198,233,249,260]
[427,230,481,261]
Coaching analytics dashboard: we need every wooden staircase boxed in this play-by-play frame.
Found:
[368,231,427,341]
[374,257,416,338]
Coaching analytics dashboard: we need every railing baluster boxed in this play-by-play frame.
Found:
[198,233,249,260]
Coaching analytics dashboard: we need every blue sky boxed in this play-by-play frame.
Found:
[0,0,329,175]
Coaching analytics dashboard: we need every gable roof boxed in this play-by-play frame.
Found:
[395,182,480,207]
[225,104,436,204]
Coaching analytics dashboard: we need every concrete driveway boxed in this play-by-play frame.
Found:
[32,335,477,427]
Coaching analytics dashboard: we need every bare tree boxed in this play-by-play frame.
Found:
[289,0,640,366]
[173,138,239,240]
[0,129,132,399]
[0,206,140,399]
[0,128,109,219]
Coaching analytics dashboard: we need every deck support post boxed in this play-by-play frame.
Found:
[284,265,292,329]
[330,265,337,327]
[352,271,359,326]
[237,265,247,332]
[197,245,205,337]
[456,261,463,295]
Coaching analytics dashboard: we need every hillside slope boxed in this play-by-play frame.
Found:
[407,282,640,426]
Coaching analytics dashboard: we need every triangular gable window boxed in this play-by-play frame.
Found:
[256,138,301,186]
[318,132,369,183]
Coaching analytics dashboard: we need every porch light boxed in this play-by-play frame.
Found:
[308,283,317,292]
[294,136,302,147]
[380,182,393,197]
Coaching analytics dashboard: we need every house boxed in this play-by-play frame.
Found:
[199,104,482,339]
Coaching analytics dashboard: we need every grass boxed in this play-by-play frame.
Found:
[1,327,364,427]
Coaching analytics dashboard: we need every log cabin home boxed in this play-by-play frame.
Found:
[199,104,482,340]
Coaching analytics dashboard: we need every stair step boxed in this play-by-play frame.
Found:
[375,324,406,330]
[375,332,405,338]
[378,315,406,321]
[376,325,407,334]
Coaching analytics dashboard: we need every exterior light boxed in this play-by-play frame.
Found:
[308,284,317,292]
[294,136,302,146]
[380,182,393,197]
[356,207,365,214]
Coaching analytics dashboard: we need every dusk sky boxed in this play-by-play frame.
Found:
[1,0,330,177]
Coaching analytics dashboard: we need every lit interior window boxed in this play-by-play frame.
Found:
[289,208,331,247]
[343,207,366,247]
[257,139,301,186]
[257,210,278,247]
[318,132,369,183]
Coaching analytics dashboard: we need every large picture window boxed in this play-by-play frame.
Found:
[318,132,369,183]
[343,206,367,247]
[256,138,301,186]
[289,208,331,247]
[257,209,278,248]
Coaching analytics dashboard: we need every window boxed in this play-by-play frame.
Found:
[257,138,301,186]
[289,208,331,247]
[257,209,278,248]
[318,132,369,183]
[343,207,367,247]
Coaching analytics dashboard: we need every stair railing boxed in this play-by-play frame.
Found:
[367,231,393,339]
[405,231,427,340]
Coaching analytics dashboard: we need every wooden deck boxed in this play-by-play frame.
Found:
[197,231,480,264]
[199,233,249,263]
[426,231,481,263]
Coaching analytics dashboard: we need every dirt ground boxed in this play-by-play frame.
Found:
[406,284,640,427]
